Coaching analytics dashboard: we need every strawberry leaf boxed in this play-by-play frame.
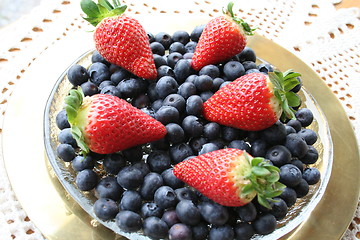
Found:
[258,195,271,209]
[252,166,271,177]
[81,0,100,18]
[98,0,114,10]
[223,2,255,35]
[251,157,264,167]
[241,184,255,196]
[286,91,301,107]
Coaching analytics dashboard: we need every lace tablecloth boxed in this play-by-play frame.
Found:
[0,0,359,239]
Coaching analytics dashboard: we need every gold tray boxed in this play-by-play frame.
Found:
[3,15,360,240]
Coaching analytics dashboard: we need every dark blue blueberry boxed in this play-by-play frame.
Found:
[110,68,130,85]
[161,168,184,189]
[156,76,179,98]
[58,128,77,147]
[80,81,99,96]
[198,201,229,225]
[222,126,241,142]
[245,69,261,74]
[167,52,183,69]
[147,32,155,43]
[286,119,302,132]
[122,145,143,163]
[184,41,197,53]
[190,24,205,42]
[147,150,171,173]
[235,202,257,222]
[209,225,234,240]
[189,137,208,153]
[117,78,148,99]
[166,123,186,144]
[174,59,193,83]
[155,106,180,125]
[250,139,268,157]
[185,74,198,84]
[186,95,203,117]
[169,143,194,164]
[132,161,151,178]
[210,138,226,149]
[95,176,123,201]
[147,82,160,101]
[150,41,166,56]
[72,155,94,172]
[178,82,197,99]
[199,91,213,102]
[162,210,180,227]
[103,153,126,174]
[93,198,119,221]
[195,75,213,92]
[242,61,257,71]
[253,213,277,235]
[298,128,317,145]
[56,143,76,162]
[265,145,292,167]
[203,122,221,140]
[169,42,186,54]
[234,222,255,240]
[261,121,286,145]
[91,50,109,65]
[279,187,297,207]
[157,65,175,79]
[223,61,245,81]
[75,169,98,191]
[257,63,274,74]
[119,190,142,212]
[67,64,89,86]
[143,217,169,240]
[296,108,314,127]
[117,166,144,190]
[172,30,190,45]
[212,77,225,91]
[228,140,251,153]
[155,32,173,49]
[56,109,70,130]
[163,94,186,113]
[176,200,201,226]
[192,222,209,240]
[220,80,232,89]
[98,80,114,91]
[285,125,296,135]
[141,202,164,218]
[269,197,288,220]
[291,158,304,173]
[294,178,309,198]
[285,133,309,158]
[152,99,163,112]
[302,167,321,185]
[169,223,193,240]
[88,62,111,86]
[237,47,256,63]
[154,186,178,209]
[153,54,167,69]
[199,142,220,155]
[175,187,198,202]
[279,164,303,187]
[183,52,193,59]
[100,85,121,98]
[300,145,318,164]
[140,172,164,200]
[116,210,142,232]
[150,137,170,151]
[291,76,303,93]
[132,94,150,109]
[199,64,220,79]
[182,115,204,138]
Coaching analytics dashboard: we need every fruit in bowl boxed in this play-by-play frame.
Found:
[46,0,331,239]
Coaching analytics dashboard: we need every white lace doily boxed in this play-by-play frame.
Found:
[0,0,359,239]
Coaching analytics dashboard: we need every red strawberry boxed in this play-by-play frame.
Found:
[81,0,157,80]
[173,148,285,208]
[203,70,301,131]
[191,2,255,71]
[65,88,166,154]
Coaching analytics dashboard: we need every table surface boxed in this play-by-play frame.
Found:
[0,0,359,240]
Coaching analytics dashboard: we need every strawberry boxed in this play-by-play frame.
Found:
[81,0,157,80]
[203,70,301,131]
[65,88,166,154]
[173,148,285,208]
[191,2,255,71]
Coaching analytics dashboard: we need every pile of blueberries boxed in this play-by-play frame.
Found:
[55,24,322,240]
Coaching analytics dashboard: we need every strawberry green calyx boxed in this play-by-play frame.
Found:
[81,0,127,27]
[241,153,286,209]
[269,70,301,122]
[223,2,256,36]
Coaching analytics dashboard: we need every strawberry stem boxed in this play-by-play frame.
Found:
[223,2,256,36]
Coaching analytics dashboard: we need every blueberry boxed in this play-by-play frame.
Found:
[169,223,193,240]
[147,150,171,173]
[153,54,167,69]
[228,140,251,153]
[234,222,255,240]
[157,65,175,79]
[176,200,201,226]
[119,190,142,212]
[184,41,197,53]
[174,59,193,83]
[279,187,297,207]
[175,187,198,202]
[75,169,98,191]
[155,106,180,125]
[285,133,309,158]
[169,42,186,54]
[122,145,143,163]
[58,128,77,147]
[185,74,198,84]
[203,122,221,140]
[178,82,197,99]
[167,52,183,69]
[72,155,94,172]
[117,166,144,190]
[132,162,151,178]
[88,62,111,86]
[242,61,257,71]
[56,109,70,130]
[100,85,121,98]
[223,61,245,81]
[91,51,109,65]
[140,172,164,200]
[163,94,186,113]
[116,210,142,232]
[186,95,203,117]
[209,225,234,240]
[93,198,119,221]
[172,30,190,45]
[150,41,166,56]
[261,121,286,145]
[182,115,204,138]
[291,158,304,173]
[199,91,213,102]
[199,142,219,155]
[162,210,180,227]
[103,153,126,174]
[291,76,303,93]
[150,137,170,151]
[253,213,277,235]
[147,32,155,43]
[250,139,268,157]
[286,119,302,132]
[199,65,220,79]
[294,178,309,198]
[298,129,317,145]
[155,32,173,49]
[143,217,169,240]
[269,197,288,220]
[110,68,130,85]
[235,202,257,222]
[245,69,261,74]
[192,222,209,240]
[152,99,163,112]
[190,24,205,42]
[95,176,123,200]
[189,137,208,153]
[222,126,241,142]
[67,64,89,86]
[166,123,186,144]
[257,63,274,74]
[117,78,148,99]
[279,164,303,187]
[220,81,232,89]
[169,143,194,164]
[303,167,321,185]
[195,75,213,92]
[300,145,319,164]
[161,168,184,189]
[237,47,256,62]
[141,202,164,218]
[147,82,160,101]
[156,76,179,98]
[285,125,296,135]
[98,80,114,91]
[296,108,314,127]
[265,145,292,167]
[56,143,76,162]
[132,94,151,109]
[198,201,229,225]
[80,81,99,96]
[184,52,194,59]
[154,186,178,209]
